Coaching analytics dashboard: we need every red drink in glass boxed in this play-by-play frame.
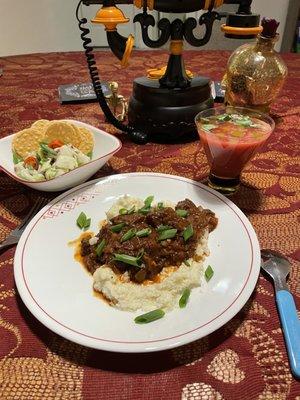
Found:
[195,107,274,195]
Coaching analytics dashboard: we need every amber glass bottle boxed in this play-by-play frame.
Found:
[223,18,288,113]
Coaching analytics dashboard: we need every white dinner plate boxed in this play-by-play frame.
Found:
[14,173,260,353]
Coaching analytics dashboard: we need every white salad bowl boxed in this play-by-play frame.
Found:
[0,120,122,192]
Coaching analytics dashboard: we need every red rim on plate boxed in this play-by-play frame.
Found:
[15,173,260,351]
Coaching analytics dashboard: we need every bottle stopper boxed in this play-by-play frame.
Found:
[261,18,280,38]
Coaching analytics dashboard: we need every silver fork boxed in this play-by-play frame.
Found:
[0,197,49,252]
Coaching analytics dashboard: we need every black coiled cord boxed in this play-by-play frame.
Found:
[76,1,148,144]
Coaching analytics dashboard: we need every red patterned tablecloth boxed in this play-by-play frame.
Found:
[0,50,299,400]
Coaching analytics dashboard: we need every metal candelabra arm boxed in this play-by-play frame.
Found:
[76,0,148,144]
[184,11,223,47]
[133,14,170,48]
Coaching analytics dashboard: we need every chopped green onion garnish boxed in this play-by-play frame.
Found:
[201,117,211,123]
[183,225,193,242]
[231,115,252,127]
[113,253,142,267]
[121,228,136,242]
[136,228,152,238]
[76,212,91,230]
[138,206,151,215]
[156,225,173,232]
[119,206,135,215]
[205,265,214,281]
[176,209,188,218]
[110,223,125,233]
[202,124,216,131]
[138,196,154,215]
[13,151,23,164]
[137,249,144,260]
[179,288,191,308]
[234,120,252,127]
[157,202,164,209]
[144,195,154,208]
[217,114,231,121]
[134,309,165,324]
[84,218,91,229]
[87,151,93,159]
[95,239,106,257]
[184,260,191,266]
[158,228,177,241]
[119,208,128,215]
[127,205,135,215]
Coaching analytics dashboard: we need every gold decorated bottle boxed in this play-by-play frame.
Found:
[223,18,288,113]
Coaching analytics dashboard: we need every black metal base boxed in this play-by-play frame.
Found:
[128,76,214,142]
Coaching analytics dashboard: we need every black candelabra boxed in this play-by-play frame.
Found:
[77,0,261,144]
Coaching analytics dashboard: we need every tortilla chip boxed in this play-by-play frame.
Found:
[76,126,94,155]
[44,121,81,149]
[12,128,45,159]
[13,120,94,160]
[31,119,49,132]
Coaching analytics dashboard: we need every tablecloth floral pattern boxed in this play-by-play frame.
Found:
[0,51,299,399]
